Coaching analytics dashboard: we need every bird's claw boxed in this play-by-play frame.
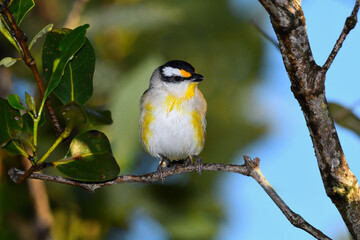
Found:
[194,156,203,175]
[157,157,170,183]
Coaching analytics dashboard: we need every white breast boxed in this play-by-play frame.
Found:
[140,85,206,161]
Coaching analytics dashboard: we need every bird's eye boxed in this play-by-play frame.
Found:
[180,69,191,78]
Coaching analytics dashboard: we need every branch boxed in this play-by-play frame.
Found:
[257,0,360,238]
[243,156,331,240]
[250,20,279,50]
[0,4,63,135]
[322,0,360,72]
[9,156,331,240]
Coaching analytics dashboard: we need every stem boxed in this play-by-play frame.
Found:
[21,137,36,154]
[52,155,80,165]
[16,143,30,158]
[36,126,72,165]
[15,162,53,184]
[15,165,36,184]
[33,96,47,149]
[0,3,63,135]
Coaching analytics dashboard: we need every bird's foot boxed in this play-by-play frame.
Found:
[193,156,203,175]
[157,157,170,183]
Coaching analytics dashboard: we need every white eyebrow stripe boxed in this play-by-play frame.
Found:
[162,66,182,77]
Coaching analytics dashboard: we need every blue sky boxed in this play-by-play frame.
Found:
[217,1,360,239]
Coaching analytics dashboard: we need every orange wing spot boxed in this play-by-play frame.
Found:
[180,69,191,78]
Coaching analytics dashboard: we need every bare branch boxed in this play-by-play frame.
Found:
[322,0,360,72]
[257,0,360,238]
[9,162,249,191]
[243,156,331,240]
[9,156,331,240]
[250,20,279,49]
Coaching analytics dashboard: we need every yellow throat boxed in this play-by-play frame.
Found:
[165,83,198,113]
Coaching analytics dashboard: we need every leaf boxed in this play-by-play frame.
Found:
[0,98,23,144]
[25,92,36,113]
[8,0,35,25]
[58,102,112,128]
[29,23,53,49]
[43,27,95,105]
[54,130,120,182]
[2,140,26,155]
[42,24,89,100]
[0,57,17,67]
[329,102,360,136]
[58,102,87,127]
[0,98,27,155]
[0,19,20,52]
[7,94,26,110]
[21,112,33,133]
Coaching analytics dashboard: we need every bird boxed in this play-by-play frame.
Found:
[139,60,207,175]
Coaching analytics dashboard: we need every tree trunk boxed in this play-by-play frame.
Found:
[257,0,360,238]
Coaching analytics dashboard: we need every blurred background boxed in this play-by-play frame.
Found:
[0,0,359,239]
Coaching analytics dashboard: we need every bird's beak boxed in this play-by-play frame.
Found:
[190,73,204,82]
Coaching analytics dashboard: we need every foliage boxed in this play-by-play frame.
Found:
[0,0,119,181]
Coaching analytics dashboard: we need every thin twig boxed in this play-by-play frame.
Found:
[9,156,331,240]
[243,156,331,240]
[250,20,280,49]
[14,162,51,184]
[322,0,360,72]
[0,4,63,135]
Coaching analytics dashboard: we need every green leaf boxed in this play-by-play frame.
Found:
[329,102,360,136]
[7,94,26,110]
[0,21,16,51]
[25,92,36,113]
[54,130,120,182]
[0,57,17,67]
[58,102,87,127]
[22,112,33,133]
[0,98,23,144]
[8,0,35,25]
[43,27,95,105]
[58,102,112,127]
[42,24,89,100]
[2,140,26,155]
[29,23,53,49]
[0,98,27,155]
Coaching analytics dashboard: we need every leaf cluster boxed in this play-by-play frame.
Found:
[0,0,120,181]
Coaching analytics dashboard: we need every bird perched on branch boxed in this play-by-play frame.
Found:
[139,60,207,175]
